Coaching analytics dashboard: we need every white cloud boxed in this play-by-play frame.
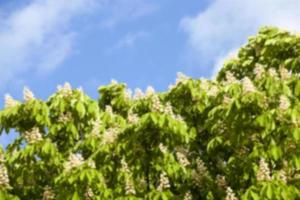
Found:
[180,0,300,78]
[108,31,149,52]
[99,0,158,28]
[0,0,95,85]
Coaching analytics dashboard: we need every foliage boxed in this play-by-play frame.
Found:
[1,27,300,199]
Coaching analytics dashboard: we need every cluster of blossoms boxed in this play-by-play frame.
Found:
[102,127,119,144]
[157,171,170,191]
[278,170,287,183]
[279,66,291,80]
[151,95,164,113]
[207,85,219,97]
[225,187,238,200]
[121,159,136,195]
[216,175,227,189]
[87,160,96,169]
[164,102,184,121]
[105,105,114,115]
[0,164,9,187]
[84,188,94,200]
[23,127,43,144]
[64,153,84,172]
[145,86,155,97]
[159,143,167,154]
[4,94,19,108]
[23,87,35,102]
[124,89,133,99]
[58,112,72,124]
[242,77,256,93]
[176,151,190,167]
[168,72,190,89]
[279,95,290,111]
[91,118,101,137]
[254,64,265,79]
[192,158,208,188]
[268,68,278,78]
[42,186,55,200]
[133,88,144,100]
[183,191,192,200]
[127,110,139,124]
[57,82,72,97]
[224,72,238,85]
[256,158,271,181]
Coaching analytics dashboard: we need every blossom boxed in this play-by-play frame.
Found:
[207,85,219,97]
[111,79,118,85]
[225,72,237,84]
[157,171,170,191]
[125,180,136,195]
[256,158,271,181]
[268,68,278,78]
[87,160,96,169]
[64,153,84,171]
[0,164,9,187]
[216,175,227,188]
[225,187,238,200]
[4,94,18,108]
[23,127,43,144]
[91,118,101,137]
[279,66,291,80]
[176,72,189,85]
[58,112,72,124]
[23,87,35,102]
[102,128,118,144]
[279,95,290,111]
[0,152,4,163]
[84,188,94,200]
[57,82,72,97]
[125,89,133,99]
[254,64,265,79]
[145,86,155,97]
[127,111,139,124]
[279,170,287,183]
[42,186,55,200]
[183,191,192,200]
[151,95,163,112]
[176,152,190,167]
[105,105,113,115]
[159,143,167,153]
[242,77,256,93]
[134,88,144,100]
[192,158,208,188]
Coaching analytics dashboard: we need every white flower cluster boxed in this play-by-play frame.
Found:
[0,152,4,163]
[42,186,55,200]
[105,105,114,115]
[0,164,9,187]
[216,175,227,188]
[279,170,287,184]
[225,72,237,85]
[151,95,164,113]
[58,112,72,124]
[91,118,101,137]
[207,85,219,97]
[254,64,265,79]
[157,171,170,191]
[168,72,190,89]
[176,152,190,167]
[183,191,192,200]
[279,66,291,80]
[64,153,84,172]
[134,88,144,100]
[192,158,208,188]
[23,127,43,144]
[256,158,271,181]
[225,187,238,200]
[125,89,133,99]
[87,160,96,169]
[127,110,139,124]
[111,79,118,85]
[57,82,72,97]
[163,102,184,121]
[102,128,119,144]
[242,77,256,93]
[84,188,94,200]
[4,94,18,108]
[145,86,155,97]
[159,143,167,153]
[121,159,136,195]
[268,68,278,78]
[279,95,290,111]
[23,87,35,102]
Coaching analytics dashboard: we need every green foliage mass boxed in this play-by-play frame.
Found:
[1,27,300,199]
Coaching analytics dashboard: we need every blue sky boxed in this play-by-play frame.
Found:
[1,0,300,147]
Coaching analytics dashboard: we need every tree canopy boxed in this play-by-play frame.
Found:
[1,27,300,199]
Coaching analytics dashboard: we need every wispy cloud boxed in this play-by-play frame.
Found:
[108,31,149,52]
[99,0,158,28]
[0,0,95,85]
[180,0,300,78]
